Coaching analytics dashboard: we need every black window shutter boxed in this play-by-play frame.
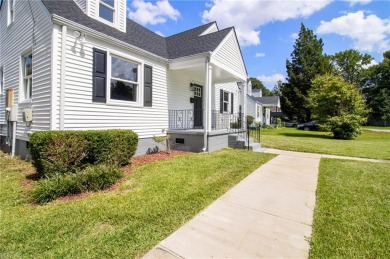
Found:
[144,65,152,107]
[231,93,234,114]
[220,89,223,113]
[92,48,107,102]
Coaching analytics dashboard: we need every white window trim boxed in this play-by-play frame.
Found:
[106,50,144,107]
[97,0,117,26]
[222,90,230,113]
[20,51,33,102]
[0,66,4,95]
[7,0,15,26]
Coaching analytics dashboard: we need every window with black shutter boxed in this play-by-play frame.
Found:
[144,65,152,107]
[231,93,234,114]
[92,48,107,102]
[220,89,230,113]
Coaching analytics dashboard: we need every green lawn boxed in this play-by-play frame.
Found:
[259,128,390,160]
[0,150,275,258]
[362,126,390,130]
[310,159,390,258]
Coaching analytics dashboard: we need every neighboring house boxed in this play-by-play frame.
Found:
[0,0,250,157]
[251,90,281,125]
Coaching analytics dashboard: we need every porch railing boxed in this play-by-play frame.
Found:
[168,109,246,132]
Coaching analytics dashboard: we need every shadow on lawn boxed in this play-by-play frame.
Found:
[279,132,334,140]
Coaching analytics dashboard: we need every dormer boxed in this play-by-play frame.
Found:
[74,0,126,33]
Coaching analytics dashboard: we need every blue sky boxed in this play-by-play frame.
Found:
[126,0,390,89]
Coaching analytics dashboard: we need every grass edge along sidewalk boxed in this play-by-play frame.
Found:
[0,149,275,258]
[310,158,390,258]
[258,128,390,160]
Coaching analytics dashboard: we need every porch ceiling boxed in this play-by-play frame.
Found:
[169,57,245,84]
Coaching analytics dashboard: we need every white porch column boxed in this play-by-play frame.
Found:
[203,58,212,152]
[243,81,247,122]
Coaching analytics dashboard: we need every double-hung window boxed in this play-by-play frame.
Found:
[0,66,3,95]
[110,56,139,102]
[99,0,115,23]
[223,91,229,112]
[22,53,32,100]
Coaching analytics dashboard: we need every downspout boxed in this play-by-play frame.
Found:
[60,25,67,130]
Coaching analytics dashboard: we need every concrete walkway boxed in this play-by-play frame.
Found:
[144,152,320,258]
[264,148,390,164]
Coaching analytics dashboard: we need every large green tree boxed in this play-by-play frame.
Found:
[331,49,373,85]
[308,74,368,139]
[282,23,331,122]
[361,50,390,125]
[249,77,273,96]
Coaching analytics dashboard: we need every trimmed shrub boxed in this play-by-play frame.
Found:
[31,164,123,204]
[246,115,254,125]
[30,129,138,177]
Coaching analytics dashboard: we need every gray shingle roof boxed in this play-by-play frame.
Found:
[255,96,280,106]
[41,0,233,60]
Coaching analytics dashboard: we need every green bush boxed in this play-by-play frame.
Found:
[31,164,123,204]
[30,129,138,177]
[247,115,254,125]
[276,118,282,128]
[329,115,363,140]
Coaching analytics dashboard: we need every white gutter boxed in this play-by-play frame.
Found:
[52,15,168,64]
[60,25,67,130]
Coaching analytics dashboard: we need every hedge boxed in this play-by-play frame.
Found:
[31,164,123,204]
[29,129,138,177]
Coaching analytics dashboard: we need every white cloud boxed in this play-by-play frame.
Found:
[344,0,372,6]
[362,59,378,69]
[128,0,180,26]
[257,73,285,87]
[155,31,164,36]
[291,32,299,40]
[317,11,390,52]
[202,0,332,46]
[255,52,266,57]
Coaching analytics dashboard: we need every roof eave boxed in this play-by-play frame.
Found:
[52,14,168,63]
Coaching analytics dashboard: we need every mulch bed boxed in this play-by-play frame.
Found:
[56,150,191,202]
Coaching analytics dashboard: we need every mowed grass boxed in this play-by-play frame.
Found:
[310,159,390,258]
[0,149,275,258]
[259,128,390,160]
[362,126,390,130]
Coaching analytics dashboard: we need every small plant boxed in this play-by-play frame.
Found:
[246,115,254,125]
[153,134,171,154]
[31,164,122,204]
[276,118,282,128]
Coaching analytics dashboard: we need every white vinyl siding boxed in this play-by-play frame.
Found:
[0,66,3,95]
[212,32,246,80]
[0,0,53,139]
[167,69,204,111]
[53,31,168,138]
[74,0,87,12]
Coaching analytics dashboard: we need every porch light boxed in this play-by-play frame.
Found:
[190,83,196,91]
[236,82,243,90]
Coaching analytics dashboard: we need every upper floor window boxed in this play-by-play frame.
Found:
[0,66,4,95]
[110,56,139,102]
[7,0,14,26]
[22,53,32,100]
[99,0,115,23]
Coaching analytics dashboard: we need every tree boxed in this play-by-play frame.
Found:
[330,49,373,85]
[282,23,332,122]
[369,88,390,126]
[249,77,273,96]
[272,80,283,96]
[360,50,390,125]
[308,74,368,139]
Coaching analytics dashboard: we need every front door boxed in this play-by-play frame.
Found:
[193,85,203,129]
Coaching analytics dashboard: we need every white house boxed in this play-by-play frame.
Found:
[0,0,250,157]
